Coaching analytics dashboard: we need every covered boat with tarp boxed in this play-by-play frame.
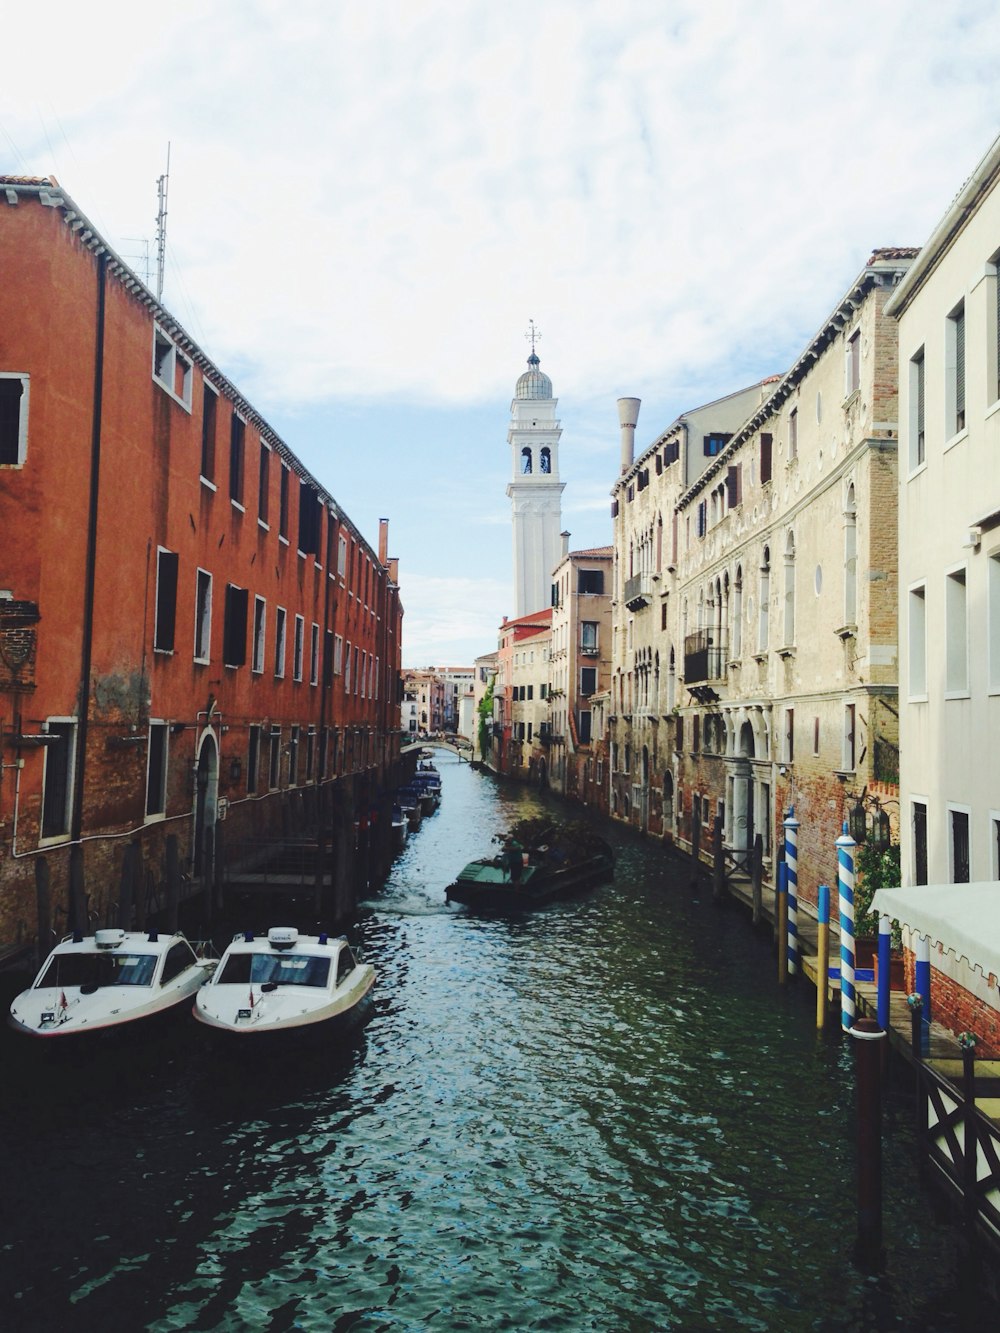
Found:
[446,818,614,911]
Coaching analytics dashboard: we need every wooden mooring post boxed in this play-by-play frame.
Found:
[712,815,724,903]
[751,834,763,927]
[689,801,701,888]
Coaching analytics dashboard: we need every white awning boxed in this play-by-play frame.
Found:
[871,882,1000,980]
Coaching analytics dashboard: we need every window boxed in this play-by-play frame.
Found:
[581,621,598,653]
[758,548,770,653]
[697,500,707,538]
[247,725,261,795]
[338,533,348,578]
[288,726,300,786]
[278,465,291,541]
[334,634,343,676]
[299,480,321,555]
[843,485,857,625]
[846,328,861,397]
[344,641,352,692]
[726,464,742,508]
[784,707,795,763]
[540,447,551,473]
[813,716,820,756]
[945,567,968,694]
[229,413,246,506]
[578,710,592,743]
[950,807,970,883]
[268,727,281,789]
[153,548,179,653]
[909,348,925,469]
[152,328,192,409]
[274,607,287,678]
[162,940,196,984]
[310,623,319,685]
[947,301,966,436]
[258,444,270,525]
[0,373,29,466]
[788,408,798,462]
[842,704,856,771]
[703,433,731,456]
[908,584,927,696]
[732,568,743,659]
[293,615,304,681]
[521,447,532,473]
[194,569,212,662]
[146,722,168,817]
[252,596,266,674]
[783,532,796,647]
[990,554,1000,692]
[41,720,75,840]
[912,801,928,885]
[581,667,597,697]
[578,569,604,595]
[759,433,772,485]
[200,385,217,482]
[223,585,248,667]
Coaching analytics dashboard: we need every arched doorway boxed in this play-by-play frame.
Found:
[728,720,756,855]
[193,729,219,882]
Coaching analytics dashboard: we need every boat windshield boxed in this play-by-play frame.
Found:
[218,952,331,988]
[36,952,158,989]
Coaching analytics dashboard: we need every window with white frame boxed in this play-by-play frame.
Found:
[201,385,217,482]
[783,707,795,763]
[344,641,352,692]
[268,726,281,789]
[909,347,925,469]
[252,596,266,674]
[288,725,299,786]
[146,721,168,818]
[334,634,343,675]
[338,533,348,578]
[222,584,248,667]
[945,567,969,694]
[247,725,261,795]
[152,327,192,409]
[788,407,798,462]
[274,607,287,678]
[0,373,29,466]
[229,412,246,506]
[194,569,212,662]
[949,805,971,883]
[310,623,319,685]
[946,299,966,437]
[293,614,304,681]
[909,584,927,696]
[912,800,928,885]
[990,552,1000,693]
[41,719,76,840]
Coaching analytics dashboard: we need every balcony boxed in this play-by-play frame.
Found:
[624,572,653,611]
[684,630,727,685]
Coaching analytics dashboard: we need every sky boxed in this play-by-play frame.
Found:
[4,1,1000,666]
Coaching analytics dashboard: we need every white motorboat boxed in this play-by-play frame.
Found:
[193,927,375,1041]
[8,928,217,1040]
[391,804,408,853]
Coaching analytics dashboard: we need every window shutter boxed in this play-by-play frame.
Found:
[760,433,772,484]
[154,550,179,652]
[956,308,966,426]
[726,466,738,508]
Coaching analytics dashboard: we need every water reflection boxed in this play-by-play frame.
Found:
[0,753,995,1330]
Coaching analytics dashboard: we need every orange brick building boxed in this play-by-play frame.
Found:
[0,177,404,956]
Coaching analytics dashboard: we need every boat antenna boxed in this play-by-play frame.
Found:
[155,142,171,302]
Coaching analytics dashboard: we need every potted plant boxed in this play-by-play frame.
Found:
[854,841,904,987]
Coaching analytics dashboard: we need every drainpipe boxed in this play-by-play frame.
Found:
[68,251,107,926]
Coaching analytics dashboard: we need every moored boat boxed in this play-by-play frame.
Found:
[391,803,408,853]
[193,927,375,1041]
[446,818,614,911]
[8,928,217,1040]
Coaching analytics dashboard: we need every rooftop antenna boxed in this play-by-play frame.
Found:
[155,143,171,302]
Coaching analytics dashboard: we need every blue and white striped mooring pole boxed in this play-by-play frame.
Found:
[784,808,800,977]
[837,821,857,1031]
[877,913,892,1031]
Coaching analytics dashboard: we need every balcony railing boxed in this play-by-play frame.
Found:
[624,572,653,610]
[684,630,727,684]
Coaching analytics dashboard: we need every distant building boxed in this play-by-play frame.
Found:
[547,542,613,802]
[506,345,565,618]
[493,610,552,778]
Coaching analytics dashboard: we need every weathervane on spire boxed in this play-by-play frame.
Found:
[524,320,542,356]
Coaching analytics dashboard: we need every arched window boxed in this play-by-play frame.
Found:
[521,447,532,474]
[844,483,857,626]
[733,565,743,658]
[540,447,551,474]
[783,530,796,647]
[667,646,676,711]
[758,547,770,652]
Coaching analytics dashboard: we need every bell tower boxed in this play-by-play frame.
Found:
[506,323,565,617]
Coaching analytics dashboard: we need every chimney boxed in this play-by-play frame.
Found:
[387,557,399,583]
[561,530,570,559]
[378,518,389,566]
[617,397,641,474]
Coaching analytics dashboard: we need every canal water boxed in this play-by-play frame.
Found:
[0,754,994,1331]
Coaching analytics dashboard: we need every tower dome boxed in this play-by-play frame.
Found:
[515,351,553,401]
